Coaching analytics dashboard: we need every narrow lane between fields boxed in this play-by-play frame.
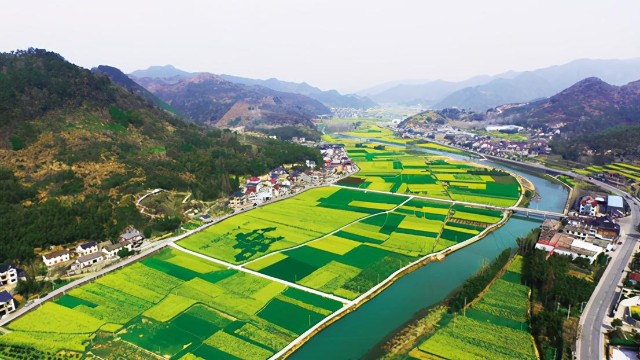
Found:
[169,243,352,305]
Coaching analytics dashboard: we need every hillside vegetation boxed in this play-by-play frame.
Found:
[0,48,321,264]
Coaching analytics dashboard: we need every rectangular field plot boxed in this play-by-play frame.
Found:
[416,316,537,360]
[0,249,343,360]
[413,255,535,360]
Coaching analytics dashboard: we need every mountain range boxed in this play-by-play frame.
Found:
[131,65,376,109]
[131,73,329,133]
[363,58,640,111]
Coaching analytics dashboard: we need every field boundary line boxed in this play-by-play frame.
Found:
[169,243,352,305]
[240,196,415,268]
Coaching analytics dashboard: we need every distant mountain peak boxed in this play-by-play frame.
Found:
[130,64,194,79]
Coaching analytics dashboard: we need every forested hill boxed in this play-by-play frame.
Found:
[91,65,179,115]
[0,48,322,264]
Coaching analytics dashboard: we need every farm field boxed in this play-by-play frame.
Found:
[338,144,522,207]
[0,248,343,360]
[410,255,536,360]
[574,162,640,182]
[246,198,503,300]
[342,124,409,145]
[177,187,406,264]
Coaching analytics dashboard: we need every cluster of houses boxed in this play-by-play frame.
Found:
[228,146,355,210]
[42,226,144,275]
[396,122,556,158]
[0,264,19,318]
[534,194,626,264]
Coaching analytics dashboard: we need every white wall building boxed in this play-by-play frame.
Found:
[43,250,71,267]
[0,290,16,317]
[0,265,18,286]
[75,242,98,256]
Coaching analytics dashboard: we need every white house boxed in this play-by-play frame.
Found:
[579,196,599,217]
[0,264,18,286]
[119,226,144,250]
[70,252,104,270]
[0,290,16,317]
[119,227,143,243]
[257,187,273,202]
[75,241,98,256]
[102,241,133,259]
[43,250,71,267]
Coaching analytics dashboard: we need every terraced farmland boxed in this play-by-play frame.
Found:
[0,248,344,360]
[574,162,640,182]
[339,145,522,206]
[411,255,536,360]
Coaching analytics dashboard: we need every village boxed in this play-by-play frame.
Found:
[395,122,556,159]
[534,193,626,265]
[0,143,356,320]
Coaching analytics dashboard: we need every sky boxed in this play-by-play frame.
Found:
[2,0,640,93]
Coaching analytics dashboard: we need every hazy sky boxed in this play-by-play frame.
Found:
[2,0,640,92]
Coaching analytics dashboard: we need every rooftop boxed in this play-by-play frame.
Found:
[43,249,70,260]
[76,252,103,263]
[608,195,624,209]
[120,227,142,241]
[0,264,15,273]
[0,290,14,303]
[78,241,97,250]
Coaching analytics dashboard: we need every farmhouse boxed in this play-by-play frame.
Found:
[579,196,599,216]
[119,226,144,249]
[42,249,71,267]
[70,252,104,270]
[75,241,98,256]
[0,290,16,317]
[102,241,133,259]
[228,195,244,209]
[0,264,18,286]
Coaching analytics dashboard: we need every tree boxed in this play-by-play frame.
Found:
[611,318,623,328]
[117,248,132,258]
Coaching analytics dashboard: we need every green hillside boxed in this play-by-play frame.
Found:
[0,48,321,263]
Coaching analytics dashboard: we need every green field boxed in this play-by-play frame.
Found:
[0,248,343,359]
[411,255,536,359]
[246,198,502,300]
[341,144,522,206]
[573,162,640,182]
[177,187,406,263]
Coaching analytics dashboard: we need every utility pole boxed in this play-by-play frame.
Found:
[567,304,571,320]
[464,297,467,317]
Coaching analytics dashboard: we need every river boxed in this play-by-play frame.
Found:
[290,145,569,359]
